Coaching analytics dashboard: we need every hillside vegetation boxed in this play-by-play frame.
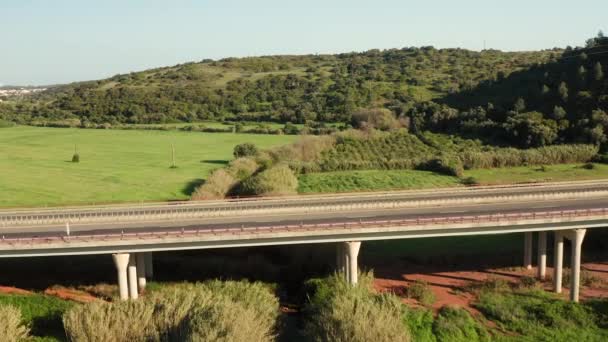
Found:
[0,46,555,127]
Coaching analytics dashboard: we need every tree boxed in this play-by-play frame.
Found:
[578,65,587,84]
[541,84,550,96]
[513,97,526,112]
[233,143,258,158]
[351,108,400,131]
[551,106,567,120]
[594,62,604,81]
[558,82,569,102]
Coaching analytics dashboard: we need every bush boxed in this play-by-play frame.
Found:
[0,305,29,342]
[227,157,259,180]
[241,164,298,196]
[63,300,156,342]
[0,119,16,128]
[582,162,596,170]
[183,299,273,342]
[433,306,490,342]
[191,169,238,200]
[405,280,436,306]
[351,108,401,131]
[233,143,259,158]
[305,273,410,342]
[419,157,465,177]
[64,281,279,342]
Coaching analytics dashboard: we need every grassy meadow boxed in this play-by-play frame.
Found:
[298,163,608,194]
[0,126,294,208]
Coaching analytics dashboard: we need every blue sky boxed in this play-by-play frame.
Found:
[1,0,606,85]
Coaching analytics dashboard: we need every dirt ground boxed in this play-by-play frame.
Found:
[373,261,608,312]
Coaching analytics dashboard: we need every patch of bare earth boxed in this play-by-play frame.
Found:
[373,261,608,313]
[0,286,33,295]
[44,286,103,303]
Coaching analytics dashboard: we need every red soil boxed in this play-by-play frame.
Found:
[373,261,608,313]
[0,286,33,296]
[44,286,103,303]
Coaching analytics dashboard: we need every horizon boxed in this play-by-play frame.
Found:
[1,0,606,85]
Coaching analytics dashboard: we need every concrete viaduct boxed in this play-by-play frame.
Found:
[1,180,607,302]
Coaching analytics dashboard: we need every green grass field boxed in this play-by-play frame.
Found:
[0,126,294,208]
[298,169,461,193]
[466,163,608,185]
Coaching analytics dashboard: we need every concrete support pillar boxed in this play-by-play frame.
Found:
[537,231,547,280]
[144,252,154,278]
[345,241,361,285]
[127,253,139,299]
[112,253,130,301]
[524,232,533,270]
[136,253,147,292]
[553,231,564,293]
[570,229,587,303]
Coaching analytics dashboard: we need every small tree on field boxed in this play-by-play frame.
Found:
[233,143,258,158]
[72,144,80,163]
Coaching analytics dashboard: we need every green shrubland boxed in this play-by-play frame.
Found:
[304,272,411,342]
[62,280,279,342]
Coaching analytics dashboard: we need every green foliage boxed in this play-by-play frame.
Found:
[233,142,259,158]
[304,273,411,342]
[433,306,490,342]
[298,169,460,194]
[241,164,298,196]
[405,280,436,306]
[0,294,73,341]
[351,108,403,131]
[8,47,554,128]
[191,169,238,200]
[63,300,156,342]
[474,287,608,341]
[0,304,30,342]
[63,281,278,342]
[0,119,16,128]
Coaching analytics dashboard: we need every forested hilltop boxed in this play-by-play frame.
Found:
[1,32,607,151]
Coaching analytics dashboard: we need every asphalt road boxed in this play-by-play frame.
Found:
[2,196,606,239]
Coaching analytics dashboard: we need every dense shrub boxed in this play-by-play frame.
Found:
[227,157,259,180]
[0,119,16,128]
[63,300,156,342]
[183,299,272,342]
[432,306,490,342]
[0,305,29,342]
[305,273,411,342]
[475,287,603,341]
[241,164,298,196]
[405,280,436,306]
[460,144,598,169]
[351,108,401,131]
[63,281,278,342]
[233,143,259,158]
[191,169,238,200]
[418,156,465,177]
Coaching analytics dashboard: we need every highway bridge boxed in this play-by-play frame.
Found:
[1,180,607,302]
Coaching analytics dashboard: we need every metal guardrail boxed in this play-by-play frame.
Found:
[2,187,608,227]
[2,208,607,247]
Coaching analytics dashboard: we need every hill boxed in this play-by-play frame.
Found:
[0,47,555,126]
